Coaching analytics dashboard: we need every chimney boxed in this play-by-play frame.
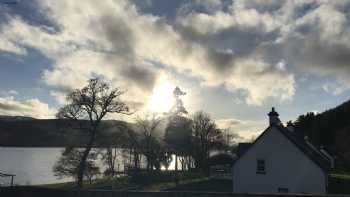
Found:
[268,107,281,126]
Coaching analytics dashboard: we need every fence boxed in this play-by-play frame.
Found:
[0,172,15,187]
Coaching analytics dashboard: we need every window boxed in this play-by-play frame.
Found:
[278,188,289,193]
[256,159,266,174]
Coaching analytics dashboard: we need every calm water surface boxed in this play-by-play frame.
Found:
[0,147,174,186]
[0,147,72,185]
[0,147,124,186]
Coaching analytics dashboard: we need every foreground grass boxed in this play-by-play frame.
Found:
[38,177,232,192]
[141,177,210,191]
[329,173,350,194]
[165,178,232,192]
[37,177,133,190]
[330,173,350,180]
[37,174,209,191]
[38,173,350,194]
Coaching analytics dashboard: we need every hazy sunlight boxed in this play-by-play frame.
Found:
[147,82,174,113]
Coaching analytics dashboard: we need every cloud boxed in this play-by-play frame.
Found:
[177,0,350,96]
[0,90,19,97]
[3,0,350,109]
[322,81,349,96]
[276,1,350,93]
[216,118,266,141]
[0,97,55,119]
[178,0,281,35]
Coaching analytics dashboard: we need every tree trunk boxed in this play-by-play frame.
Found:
[147,157,150,171]
[77,130,96,188]
[133,149,139,169]
[175,154,178,172]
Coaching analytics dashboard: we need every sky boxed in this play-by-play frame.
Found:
[1,0,350,140]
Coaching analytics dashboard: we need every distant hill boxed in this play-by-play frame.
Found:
[0,115,36,121]
[0,116,133,147]
[294,99,350,169]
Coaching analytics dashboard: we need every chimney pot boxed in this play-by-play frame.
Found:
[268,107,281,126]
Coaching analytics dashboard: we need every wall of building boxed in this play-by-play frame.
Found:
[233,126,327,194]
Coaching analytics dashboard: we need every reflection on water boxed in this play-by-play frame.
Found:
[0,147,72,185]
[0,147,177,186]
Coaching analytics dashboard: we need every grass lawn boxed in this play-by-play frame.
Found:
[33,174,350,194]
[165,178,232,192]
[36,176,232,192]
[36,177,134,190]
[329,173,350,194]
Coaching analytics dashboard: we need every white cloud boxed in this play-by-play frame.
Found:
[178,0,281,35]
[0,90,19,97]
[0,97,55,119]
[225,59,295,105]
[216,118,266,141]
[322,81,350,96]
[179,0,350,96]
[10,0,350,109]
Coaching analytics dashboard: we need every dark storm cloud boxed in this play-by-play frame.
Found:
[98,14,160,92]
[205,48,238,74]
[297,38,350,72]
[0,102,20,111]
[175,6,282,75]
[279,4,350,77]
[120,65,157,91]
[242,0,286,13]
[100,15,135,61]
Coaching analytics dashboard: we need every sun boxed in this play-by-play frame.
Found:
[147,82,174,113]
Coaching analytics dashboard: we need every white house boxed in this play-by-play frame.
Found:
[233,108,332,194]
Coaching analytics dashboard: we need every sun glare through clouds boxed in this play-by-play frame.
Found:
[147,82,175,113]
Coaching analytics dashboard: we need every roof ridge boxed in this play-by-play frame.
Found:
[275,125,331,171]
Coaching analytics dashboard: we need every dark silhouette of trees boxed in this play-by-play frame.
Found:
[56,78,130,188]
[134,114,168,171]
[165,115,193,170]
[99,123,130,177]
[101,147,119,177]
[191,111,223,174]
[165,86,192,171]
[53,147,100,184]
[164,87,228,173]
[293,99,350,170]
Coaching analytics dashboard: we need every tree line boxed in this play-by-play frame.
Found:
[53,78,234,188]
[293,99,350,170]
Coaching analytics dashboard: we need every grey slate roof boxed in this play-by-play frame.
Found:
[237,143,252,157]
[275,124,331,171]
[234,124,331,172]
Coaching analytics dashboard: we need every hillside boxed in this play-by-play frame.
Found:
[294,99,350,169]
[0,116,133,147]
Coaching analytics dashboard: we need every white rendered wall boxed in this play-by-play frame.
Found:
[233,126,327,194]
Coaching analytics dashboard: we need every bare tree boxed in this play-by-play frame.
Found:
[56,78,130,188]
[191,111,222,174]
[135,114,165,171]
[53,147,100,184]
[102,147,119,177]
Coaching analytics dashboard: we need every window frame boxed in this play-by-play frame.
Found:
[256,159,266,174]
[278,187,289,193]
